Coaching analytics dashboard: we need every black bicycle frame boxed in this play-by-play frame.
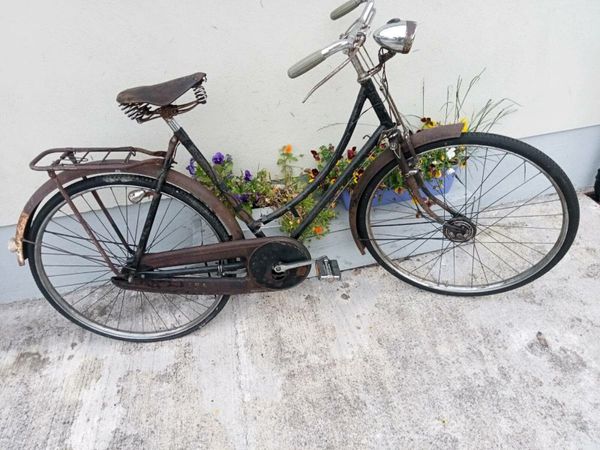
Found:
[139,79,394,255]
[263,79,394,239]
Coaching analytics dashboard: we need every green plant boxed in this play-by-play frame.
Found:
[189,145,336,240]
[417,69,519,133]
[276,145,337,239]
[190,152,273,215]
[306,142,466,197]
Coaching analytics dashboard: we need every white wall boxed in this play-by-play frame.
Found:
[1,0,599,226]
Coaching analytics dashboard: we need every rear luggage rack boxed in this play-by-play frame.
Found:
[30,147,167,172]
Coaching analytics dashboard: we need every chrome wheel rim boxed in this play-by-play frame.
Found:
[34,181,226,340]
[365,144,570,294]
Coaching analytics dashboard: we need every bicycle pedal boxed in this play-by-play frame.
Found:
[315,257,341,281]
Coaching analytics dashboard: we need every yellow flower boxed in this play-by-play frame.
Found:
[283,144,293,154]
[421,117,439,129]
[434,169,442,178]
[459,117,469,133]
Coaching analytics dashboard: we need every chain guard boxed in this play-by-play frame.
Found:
[112,237,311,295]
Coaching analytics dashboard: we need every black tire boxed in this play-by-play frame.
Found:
[27,174,233,342]
[357,132,580,296]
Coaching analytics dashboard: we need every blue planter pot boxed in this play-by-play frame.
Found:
[340,170,456,210]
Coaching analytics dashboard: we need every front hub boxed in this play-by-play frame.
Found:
[443,217,477,243]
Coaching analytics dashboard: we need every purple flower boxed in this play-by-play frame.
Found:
[234,193,250,203]
[186,158,196,176]
[243,170,253,182]
[212,152,225,165]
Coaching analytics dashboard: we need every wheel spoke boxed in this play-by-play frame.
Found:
[33,178,229,341]
[364,141,572,294]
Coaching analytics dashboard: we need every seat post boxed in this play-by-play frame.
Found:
[164,117,182,132]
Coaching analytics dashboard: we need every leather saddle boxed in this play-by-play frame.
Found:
[116,72,206,106]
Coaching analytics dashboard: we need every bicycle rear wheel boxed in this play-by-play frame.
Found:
[27,174,233,341]
[357,132,579,296]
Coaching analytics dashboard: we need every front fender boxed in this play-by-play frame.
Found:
[11,164,245,266]
[348,123,464,254]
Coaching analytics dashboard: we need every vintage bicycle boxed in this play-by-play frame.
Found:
[10,0,579,341]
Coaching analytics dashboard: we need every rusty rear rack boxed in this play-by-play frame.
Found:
[30,147,167,173]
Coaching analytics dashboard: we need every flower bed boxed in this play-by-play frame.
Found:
[339,169,456,210]
[188,146,336,240]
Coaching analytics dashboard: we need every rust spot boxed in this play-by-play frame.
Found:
[14,211,30,266]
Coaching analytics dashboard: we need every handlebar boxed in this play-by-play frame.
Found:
[288,39,352,79]
[288,0,375,79]
[330,0,364,20]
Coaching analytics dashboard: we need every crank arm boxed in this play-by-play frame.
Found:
[273,260,313,273]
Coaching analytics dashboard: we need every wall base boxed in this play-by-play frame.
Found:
[1,125,598,304]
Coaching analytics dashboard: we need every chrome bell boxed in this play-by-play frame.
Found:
[373,18,417,54]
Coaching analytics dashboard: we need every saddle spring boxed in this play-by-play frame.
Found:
[119,102,154,122]
[119,83,208,123]
[192,85,208,104]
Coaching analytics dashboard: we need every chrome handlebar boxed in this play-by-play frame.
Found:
[288,39,353,79]
[287,0,375,79]
[330,0,364,20]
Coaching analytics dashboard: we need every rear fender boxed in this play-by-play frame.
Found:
[348,123,464,254]
[12,163,244,266]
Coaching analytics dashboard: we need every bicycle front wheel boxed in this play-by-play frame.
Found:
[27,174,233,341]
[357,132,579,296]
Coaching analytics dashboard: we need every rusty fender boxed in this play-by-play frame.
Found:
[11,162,244,266]
[348,123,464,254]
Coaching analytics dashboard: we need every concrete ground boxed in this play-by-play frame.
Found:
[1,193,599,449]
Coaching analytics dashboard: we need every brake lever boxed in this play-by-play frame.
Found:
[302,33,369,103]
[302,57,352,103]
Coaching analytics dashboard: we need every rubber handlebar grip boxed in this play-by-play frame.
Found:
[288,50,327,79]
[330,0,363,20]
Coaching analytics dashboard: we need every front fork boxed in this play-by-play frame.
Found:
[387,128,460,224]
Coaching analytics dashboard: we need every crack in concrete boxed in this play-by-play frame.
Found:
[231,300,250,449]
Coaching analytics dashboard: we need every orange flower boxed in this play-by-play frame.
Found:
[313,225,324,235]
[283,144,293,154]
